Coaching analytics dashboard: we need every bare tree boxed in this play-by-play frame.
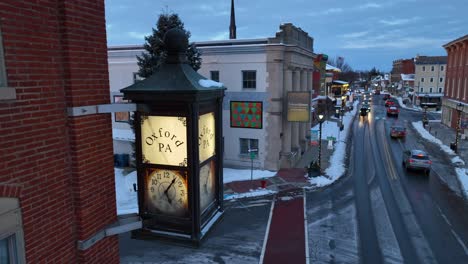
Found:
[328,56,353,72]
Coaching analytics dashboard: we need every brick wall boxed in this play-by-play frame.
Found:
[0,1,118,262]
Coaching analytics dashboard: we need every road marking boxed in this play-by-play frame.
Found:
[259,199,275,264]
[451,229,468,256]
[436,205,468,255]
[381,132,398,180]
[436,205,452,227]
[303,189,310,263]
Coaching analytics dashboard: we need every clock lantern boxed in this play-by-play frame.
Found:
[121,29,225,245]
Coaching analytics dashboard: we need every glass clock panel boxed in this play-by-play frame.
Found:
[141,115,188,167]
[144,168,189,217]
[199,160,216,212]
[199,112,215,163]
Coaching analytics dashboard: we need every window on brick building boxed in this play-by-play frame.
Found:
[429,87,433,93]
[0,24,15,100]
[421,77,425,82]
[430,77,434,83]
[210,71,220,82]
[440,77,443,83]
[420,87,424,92]
[242,70,256,89]
[422,66,426,71]
[431,66,434,71]
[440,65,444,71]
[0,198,26,263]
[439,87,442,93]
[240,138,258,156]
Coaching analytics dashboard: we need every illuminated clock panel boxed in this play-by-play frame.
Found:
[141,115,188,167]
[199,112,215,163]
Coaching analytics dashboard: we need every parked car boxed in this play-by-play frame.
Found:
[390,126,406,138]
[402,150,432,175]
[387,106,399,117]
[385,99,397,107]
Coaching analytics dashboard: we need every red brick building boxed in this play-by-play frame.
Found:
[442,35,468,131]
[0,1,119,262]
[391,58,415,84]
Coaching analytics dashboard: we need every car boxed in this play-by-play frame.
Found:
[387,106,399,117]
[385,99,397,107]
[360,107,368,116]
[402,150,432,175]
[362,103,371,112]
[383,94,391,100]
[390,126,406,138]
[374,90,381,95]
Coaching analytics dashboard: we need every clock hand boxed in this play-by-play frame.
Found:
[164,178,176,204]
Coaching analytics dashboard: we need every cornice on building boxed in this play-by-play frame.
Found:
[443,34,468,48]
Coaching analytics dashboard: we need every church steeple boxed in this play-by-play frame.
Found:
[229,0,236,39]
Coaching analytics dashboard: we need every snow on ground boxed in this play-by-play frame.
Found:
[115,167,277,215]
[115,168,138,215]
[412,121,468,198]
[223,168,277,183]
[308,101,359,187]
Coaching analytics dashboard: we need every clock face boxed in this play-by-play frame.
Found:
[199,160,216,212]
[199,112,215,163]
[140,115,188,167]
[145,169,188,217]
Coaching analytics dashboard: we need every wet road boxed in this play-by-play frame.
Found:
[368,95,468,263]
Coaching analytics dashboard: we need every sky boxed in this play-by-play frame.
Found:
[105,0,467,72]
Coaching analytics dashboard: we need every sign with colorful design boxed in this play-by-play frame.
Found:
[230,101,263,129]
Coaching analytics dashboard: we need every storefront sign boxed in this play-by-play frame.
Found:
[287,91,310,122]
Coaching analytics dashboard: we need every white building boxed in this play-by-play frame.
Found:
[108,23,316,170]
[413,55,447,109]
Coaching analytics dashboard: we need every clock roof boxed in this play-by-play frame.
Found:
[121,29,226,102]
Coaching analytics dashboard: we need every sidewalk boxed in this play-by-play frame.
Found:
[425,121,468,165]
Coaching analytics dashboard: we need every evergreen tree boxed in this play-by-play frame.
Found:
[136,12,201,78]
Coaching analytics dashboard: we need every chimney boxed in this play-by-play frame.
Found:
[229,0,236,39]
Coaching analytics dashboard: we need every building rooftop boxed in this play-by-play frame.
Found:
[443,34,468,48]
[414,55,447,65]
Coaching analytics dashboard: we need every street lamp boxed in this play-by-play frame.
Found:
[308,114,324,177]
[423,105,428,127]
[453,103,464,153]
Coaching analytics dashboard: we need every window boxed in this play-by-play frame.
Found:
[114,95,130,122]
[431,66,434,71]
[0,235,18,263]
[439,87,443,93]
[421,77,425,82]
[0,198,25,263]
[441,65,444,71]
[242,70,256,89]
[430,77,434,83]
[210,71,220,82]
[422,66,426,71]
[440,77,443,83]
[429,87,433,93]
[420,87,424,92]
[240,138,258,155]
[0,24,15,100]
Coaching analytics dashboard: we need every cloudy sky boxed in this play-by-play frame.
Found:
[105,0,467,71]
